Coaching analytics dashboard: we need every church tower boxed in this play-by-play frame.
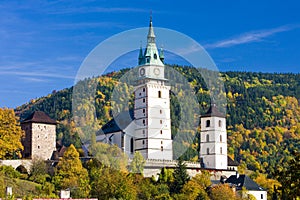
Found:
[200,103,227,169]
[133,17,173,160]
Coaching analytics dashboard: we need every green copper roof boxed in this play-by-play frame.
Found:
[138,17,164,66]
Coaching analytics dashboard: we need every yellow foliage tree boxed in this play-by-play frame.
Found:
[210,184,237,200]
[0,108,24,159]
[53,144,90,197]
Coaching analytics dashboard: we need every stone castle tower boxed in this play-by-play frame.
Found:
[21,111,56,160]
[133,17,173,160]
[200,103,228,169]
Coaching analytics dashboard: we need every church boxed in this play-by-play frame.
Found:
[98,17,232,170]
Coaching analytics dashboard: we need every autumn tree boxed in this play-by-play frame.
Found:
[176,172,211,200]
[209,184,237,200]
[90,167,136,200]
[53,144,90,198]
[0,108,24,159]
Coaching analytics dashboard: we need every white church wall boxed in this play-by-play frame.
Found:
[246,190,267,200]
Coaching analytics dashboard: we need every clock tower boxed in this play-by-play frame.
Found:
[133,17,173,160]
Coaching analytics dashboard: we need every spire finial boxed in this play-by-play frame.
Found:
[150,10,152,22]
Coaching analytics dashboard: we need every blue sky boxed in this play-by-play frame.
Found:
[1,0,300,108]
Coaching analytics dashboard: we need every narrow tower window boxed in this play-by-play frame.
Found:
[206,120,210,127]
[143,88,145,92]
[207,148,209,155]
[219,120,222,127]
[220,147,223,154]
[143,109,145,113]
[130,138,134,153]
[158,91,162,98]
[206,134,209,142]
[160,130,163,134]
[143,98,145,103]
[220,135,222,142]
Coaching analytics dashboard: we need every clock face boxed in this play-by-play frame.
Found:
[154,68,160,75]
[140,68,145,76]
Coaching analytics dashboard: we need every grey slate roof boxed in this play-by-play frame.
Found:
[227,156,239,166]
[225,174,266,191]
[21,111,56,125]
[99,110,134,134]
[201,103,226,118]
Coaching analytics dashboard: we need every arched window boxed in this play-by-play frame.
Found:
[158,91,162,98]
[206,134,209,142]
[143,109,145,113]
[219,120,222,127]
[207,148,209,155]
[130,138,134,153]
[206,120,210,127]
[220,135,222,142]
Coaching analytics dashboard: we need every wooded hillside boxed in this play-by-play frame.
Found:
[15,65,300,178]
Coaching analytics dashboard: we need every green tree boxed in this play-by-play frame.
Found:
[0,108,24,159]
[275,151,300,199]
[53,144,90,198]
[158,167,174,185]
[29,158,50,184]
[89,142,128,171]
[130,151,146,174]
[171,158,190,194]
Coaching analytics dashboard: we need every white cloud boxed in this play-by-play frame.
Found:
[205,24,299,49]
[46,6,148,15]
[20,77,49,83]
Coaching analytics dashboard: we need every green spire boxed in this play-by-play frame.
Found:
[138,42,143,65]
[147,16,156,44]
[138,16,164,66]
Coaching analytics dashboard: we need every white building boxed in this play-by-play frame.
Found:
[98,17,172,161]
[200,102,228,169]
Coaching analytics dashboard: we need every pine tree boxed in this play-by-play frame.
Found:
[171,158,190,193]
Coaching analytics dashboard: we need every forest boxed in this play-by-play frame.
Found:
[6,65,300,199]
